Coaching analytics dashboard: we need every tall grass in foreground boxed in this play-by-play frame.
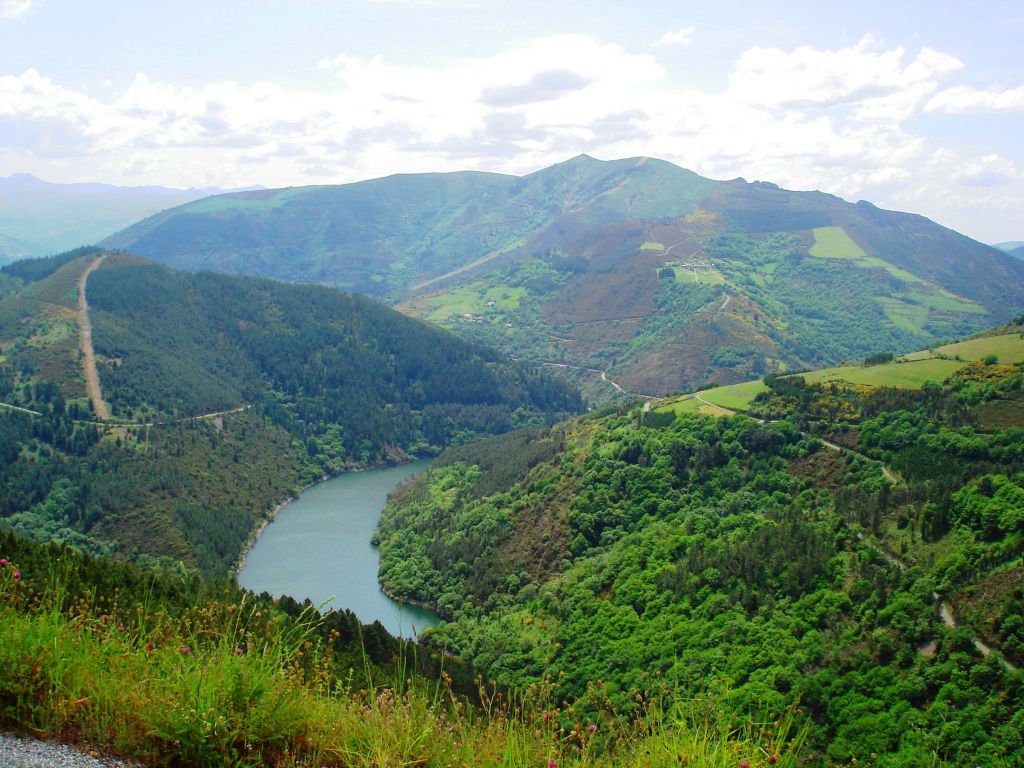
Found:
[0,547,807,768]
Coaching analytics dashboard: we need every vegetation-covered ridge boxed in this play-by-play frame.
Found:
[102,155,1024,403]
[375,332,1024,766]
[0,528,809,768]
[0,250,582,576]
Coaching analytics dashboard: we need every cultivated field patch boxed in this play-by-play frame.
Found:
[798,358,963,389]
[903,333,1024,364]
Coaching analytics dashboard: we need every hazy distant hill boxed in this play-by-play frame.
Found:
[994,241,1024,260]
[103,156,1024,401]
[0,173,261,259]
[0,230,40,265]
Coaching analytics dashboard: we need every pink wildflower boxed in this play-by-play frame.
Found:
[145,642,154,652]
[180,646,192,654]
[547,761,557,768]
[234,647,244,655]
[0,558,7,567]
[739,762,749,768]
[587,724,597,733]
[12,571,21,581]
[768,757,779,765]
[117,626,126,632]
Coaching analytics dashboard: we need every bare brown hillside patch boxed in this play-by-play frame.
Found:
[789,448,849,493]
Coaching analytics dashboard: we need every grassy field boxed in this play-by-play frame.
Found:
[654,380,768,416]
[640,241,665,251]
[809,226,867,261]
[798,358,964,389]
[666,267,726,285]
[698,379,769,409]
[809,226,919,283]
[419,283,525,322]
[656,396,733,417]
[903,332,1024,363]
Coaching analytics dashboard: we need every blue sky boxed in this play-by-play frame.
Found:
[2,0,1023,242]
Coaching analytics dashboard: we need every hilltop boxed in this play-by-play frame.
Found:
[0,250,581,576]
[102,156,1024,402]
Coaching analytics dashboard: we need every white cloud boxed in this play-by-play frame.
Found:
[729,36,962,121]
[0,0,33,19]
[656,26,694,46]
[1,33,1022,241]
[926,84,1024,113]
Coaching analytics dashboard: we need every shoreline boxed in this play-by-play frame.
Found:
[231,474,328,576]
[231,453,432,579]
[379,583,450,623]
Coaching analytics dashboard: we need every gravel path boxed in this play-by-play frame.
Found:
[77,253,111,421]
[0,733,147,768]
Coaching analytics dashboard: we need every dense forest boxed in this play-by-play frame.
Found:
[375,353,1024,766]
[0,251,582,576]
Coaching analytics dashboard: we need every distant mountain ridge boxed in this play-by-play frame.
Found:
[994,241,1024,260]
[102,156,1024,401]
[0,173,263,261]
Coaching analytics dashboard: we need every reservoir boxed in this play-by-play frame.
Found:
[237,458,439,639]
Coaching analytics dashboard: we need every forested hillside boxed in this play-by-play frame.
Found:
[375,332,1024,766]
[102,156,1024,403]
[0,251,581,576]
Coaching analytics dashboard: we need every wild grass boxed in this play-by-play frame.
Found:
[0,543,809,768]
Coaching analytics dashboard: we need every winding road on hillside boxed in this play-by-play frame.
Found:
[77,254,111,421]
[522,359,656,400]
[855,532,1016,670]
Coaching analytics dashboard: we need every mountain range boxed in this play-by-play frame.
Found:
[101,155,1024,402]
[0,173,261,264]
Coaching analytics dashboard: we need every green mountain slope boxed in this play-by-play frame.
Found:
[0,251,581,576]
[102,157,1024,403]
[375,331,1024,765]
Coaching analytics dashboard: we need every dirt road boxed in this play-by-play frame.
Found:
[78,255,110,420]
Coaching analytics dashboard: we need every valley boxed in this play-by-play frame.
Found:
[2,160,1023,768]
[0,249,581,576]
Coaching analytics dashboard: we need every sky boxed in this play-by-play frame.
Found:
[2,0,1023,243]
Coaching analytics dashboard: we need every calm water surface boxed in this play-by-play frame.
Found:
[237,459,438,639]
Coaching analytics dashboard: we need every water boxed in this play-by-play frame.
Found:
[237,459,439,639]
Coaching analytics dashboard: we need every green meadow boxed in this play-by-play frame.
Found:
[904,332,1024,363]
